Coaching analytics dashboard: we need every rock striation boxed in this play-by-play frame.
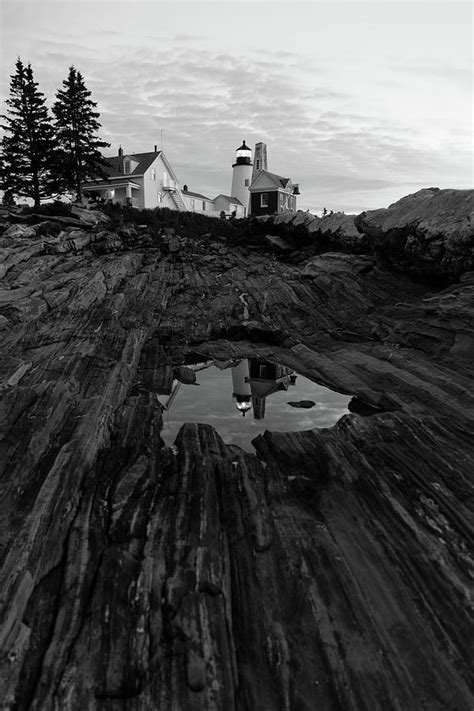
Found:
[0,196,473,710]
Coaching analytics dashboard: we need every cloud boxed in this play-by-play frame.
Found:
[1,4,471,213]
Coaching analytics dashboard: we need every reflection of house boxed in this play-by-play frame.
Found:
[155,357,297,423]
[83,147,187,210]
[231,358,296,418]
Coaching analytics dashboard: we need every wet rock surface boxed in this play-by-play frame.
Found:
[0,199,473,709]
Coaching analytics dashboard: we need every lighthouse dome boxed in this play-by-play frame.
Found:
[233,140,252,166]
[233,394,252,417]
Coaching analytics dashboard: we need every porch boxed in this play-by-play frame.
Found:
[83,180,141,208]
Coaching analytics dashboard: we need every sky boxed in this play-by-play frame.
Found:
[1,0,472,213]
[158,364,351,452]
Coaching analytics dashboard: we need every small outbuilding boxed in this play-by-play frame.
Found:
[213,194,245,219]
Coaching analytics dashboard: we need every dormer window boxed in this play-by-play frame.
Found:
[123,157,138,175]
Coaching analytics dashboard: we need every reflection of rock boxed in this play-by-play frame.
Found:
[348,396,383,416]
[174,366,196,385]
[287,400,316,408]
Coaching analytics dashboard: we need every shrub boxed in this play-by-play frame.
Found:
[98,204,245,242]
[22,200,72,217]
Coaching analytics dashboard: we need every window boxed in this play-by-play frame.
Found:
[256,159,260,170]
[151,168,156,180]
[260,193,268,207]
[244,179,250,187]
[191,199,195,210]
[124,161,130,174]
[202,201,206,211]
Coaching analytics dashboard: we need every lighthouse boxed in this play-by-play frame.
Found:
[230,140,252,216]
[231,359,252,417]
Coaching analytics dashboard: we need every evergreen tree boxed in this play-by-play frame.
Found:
[0,59,55,208]
[52,66,110,201]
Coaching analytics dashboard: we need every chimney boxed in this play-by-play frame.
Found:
[154,144,158,152]
[118,146,123,157]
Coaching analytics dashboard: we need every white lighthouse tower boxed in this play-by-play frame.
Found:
[230,140,252,216]
[231,359,252,417]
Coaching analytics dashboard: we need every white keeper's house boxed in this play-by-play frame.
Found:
[83,140,298,218]
[83,146,187,211]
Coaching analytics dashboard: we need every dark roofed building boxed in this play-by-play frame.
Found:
[247,142,300,216]
[102,151,161,178]
[249,168,300,217]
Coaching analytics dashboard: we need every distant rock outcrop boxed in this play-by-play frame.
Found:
[355,188,473,279]
[259,209,368,252]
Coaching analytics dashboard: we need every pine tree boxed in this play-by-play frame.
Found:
[52,67,110,201]
[0,59,55,208]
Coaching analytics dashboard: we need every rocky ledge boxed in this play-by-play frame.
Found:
[0,191,473,710]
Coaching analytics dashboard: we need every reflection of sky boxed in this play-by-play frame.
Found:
[159,365,351,452]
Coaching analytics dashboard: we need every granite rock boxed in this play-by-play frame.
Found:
[355,188,474,279]
[0,196,473,709]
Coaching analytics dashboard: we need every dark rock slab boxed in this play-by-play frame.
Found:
[0,197,473,709]
[174,365,197,384]
[265,234,293,251]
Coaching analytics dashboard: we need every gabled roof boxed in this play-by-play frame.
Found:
[250,169,292,191]
[104,151,161,177]
[183,189,211,200]
[214,194,244,206]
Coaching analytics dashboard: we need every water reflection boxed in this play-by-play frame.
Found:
[157,357,351,452]
[230,358,296,419]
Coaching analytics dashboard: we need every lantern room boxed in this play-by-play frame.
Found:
[233,140,252,167]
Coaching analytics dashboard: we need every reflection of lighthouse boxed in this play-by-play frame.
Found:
[232,359,252,417]
[231,358,298,419]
